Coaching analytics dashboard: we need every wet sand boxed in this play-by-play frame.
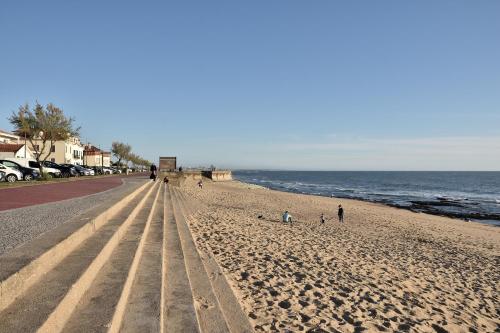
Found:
[180,180,499,333]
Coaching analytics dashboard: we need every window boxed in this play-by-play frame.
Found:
[2,161,18,169]
[51,145,55,153]
[34,145,40,151]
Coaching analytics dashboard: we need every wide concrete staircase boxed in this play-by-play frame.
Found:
[0,181,252,333]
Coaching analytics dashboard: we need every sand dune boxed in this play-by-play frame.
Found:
[180,180,499,333]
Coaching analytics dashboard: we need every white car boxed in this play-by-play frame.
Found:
[27,160,61,177]
[102,167,113,175]
[0,162,24,182]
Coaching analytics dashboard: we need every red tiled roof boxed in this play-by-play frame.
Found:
[84,151,100,156]
[0,144,23,153]
[84,145,102,152]
[84,149,110,156]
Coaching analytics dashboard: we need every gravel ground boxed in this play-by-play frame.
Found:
[0,177,148,255]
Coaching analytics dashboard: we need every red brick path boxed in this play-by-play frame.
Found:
[0,177,127,211]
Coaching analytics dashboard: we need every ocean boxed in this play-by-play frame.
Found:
[233,171,500,226]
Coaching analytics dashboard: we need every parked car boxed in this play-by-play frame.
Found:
[88,166,103,175]
[28,160,62,178]
[0,159,41,181]
[0,162,24,182]
[62,164,93,176]
[81,165,96,176]
[86,167,95,176]
[102,167,113,175]
[42,161,78,178]
[110,167,122,174]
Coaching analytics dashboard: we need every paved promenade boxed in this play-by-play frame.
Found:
[0,176,126,211]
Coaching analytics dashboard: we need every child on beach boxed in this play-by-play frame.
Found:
[338,205,344,223]
[282,211,292,223]
[320,213,325,224]
[163,176,169,184]
[198,180,203,189]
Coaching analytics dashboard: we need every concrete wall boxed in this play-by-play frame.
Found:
[202,170,232,181]
[182,171,202,180]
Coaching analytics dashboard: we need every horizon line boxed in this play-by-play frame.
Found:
[230,169,500,172]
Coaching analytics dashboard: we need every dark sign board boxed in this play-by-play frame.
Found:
[159,156,177,171]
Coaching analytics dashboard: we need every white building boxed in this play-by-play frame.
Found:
[0,130,20,144]
[83,145,111,167]
[0,143,34,159]
[28,136,85,165]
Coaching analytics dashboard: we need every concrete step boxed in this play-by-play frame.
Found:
[0,180,151,313]
[0,182,157,332]
[59,182,162,332]
[172,187,253,333]
[0,182,155,333]
[162,185,200,333]
[109,183,164,333]
[169,187,230,333]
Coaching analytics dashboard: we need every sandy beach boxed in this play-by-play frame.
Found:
[179,179,499,333]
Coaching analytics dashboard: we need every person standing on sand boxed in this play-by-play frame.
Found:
[320,213,325,224]
[338,205,344,223]
[198,180,203,189]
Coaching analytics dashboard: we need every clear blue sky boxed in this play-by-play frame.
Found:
[1,1,499,170]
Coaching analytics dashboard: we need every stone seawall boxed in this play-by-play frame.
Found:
[202,171,232,181]
[182,171,202,180]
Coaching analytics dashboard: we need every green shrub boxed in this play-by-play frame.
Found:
[39,172,53,181]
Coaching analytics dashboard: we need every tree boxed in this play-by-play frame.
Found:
[9,103,80,174]
[111,142,131,167]
[128,153,139,167]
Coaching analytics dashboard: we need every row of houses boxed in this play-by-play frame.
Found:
[0,129,111,167]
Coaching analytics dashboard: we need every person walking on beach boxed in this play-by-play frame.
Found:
[338,205,344,223]
[320,213,325,224]
[198,180,203,189]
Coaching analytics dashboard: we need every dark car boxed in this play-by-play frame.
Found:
[62,164,91,176]
[0,159,41,181]
[88,166,104,175]
[42,161,78,178]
